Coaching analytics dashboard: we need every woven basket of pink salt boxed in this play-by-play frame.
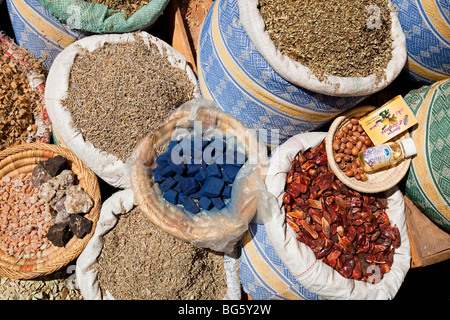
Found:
[0,143,101,280]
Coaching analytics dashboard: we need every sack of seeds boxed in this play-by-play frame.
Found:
[36,0,169,34]
[252,132,411,300]
[44,31,200,189]
[0,32,51,148]
[128,98,271,254]
[76,189,241,300]
[237,0,407,97]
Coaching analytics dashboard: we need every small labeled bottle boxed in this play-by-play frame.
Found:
[358,138,416,173]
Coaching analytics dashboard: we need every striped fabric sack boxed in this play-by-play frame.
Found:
[44,32,199,189]
[405,78,450,232]
[6,0,89,70]
[391,0,450,84]
[36,0,169,34]
[240,223,323,300]
[198,0,378,147]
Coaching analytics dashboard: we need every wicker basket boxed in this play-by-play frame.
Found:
[325,106,411,193]
[130,100,267,249]
[0,143,101,279]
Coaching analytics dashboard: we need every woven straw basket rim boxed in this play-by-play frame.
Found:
[326,105,411,194]
[0,143,101,279]
[130,106,263,245]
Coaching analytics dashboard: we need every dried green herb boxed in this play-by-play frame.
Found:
[61,37,195,162]
[259,0,393,82]
[97,206,228,300]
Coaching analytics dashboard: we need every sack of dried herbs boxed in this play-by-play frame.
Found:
[129,98,272,254]
[0,32,51,148]
[36,0,170,34]
[44,31,199,189]
[238,0,407,97]
[76,189,241,300]
[198,0,368,146]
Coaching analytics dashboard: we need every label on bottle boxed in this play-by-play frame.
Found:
[363,145,393,170]
[359,96,418,145]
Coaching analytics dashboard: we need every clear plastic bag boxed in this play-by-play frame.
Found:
[128,98,270,253]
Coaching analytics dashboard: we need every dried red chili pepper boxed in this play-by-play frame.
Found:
[283,140,401,283]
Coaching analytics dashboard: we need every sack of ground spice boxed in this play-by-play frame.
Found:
[250,132,411,299]
[76,189,241,300]
[36,0,169,34]
[237,0,407,97]
[44,31,199,189]
[128,98,271,254]
[0,32,51,148]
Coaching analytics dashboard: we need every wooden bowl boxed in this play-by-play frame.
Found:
[0,143,101,279]
[325,106,412,193]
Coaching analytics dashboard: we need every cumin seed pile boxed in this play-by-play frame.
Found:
[259,0,393,81]
[97,206,228,300]
[61,37,195,162]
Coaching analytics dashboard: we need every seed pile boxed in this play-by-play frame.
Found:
[97,206,228,300]
[61,37,195,162]
[0,173,54,258]
[259,0,393,81]
[88,0,150,18]
[0,47,44,150]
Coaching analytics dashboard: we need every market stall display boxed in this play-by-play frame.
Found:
[241,132,411,300]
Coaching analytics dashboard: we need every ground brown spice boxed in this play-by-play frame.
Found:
[96,206,228,300]
[61,37,195,162]
[259,0,393,81]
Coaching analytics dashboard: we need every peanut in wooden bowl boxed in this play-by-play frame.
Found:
[325,106,411,194]
[0,143,101,280]
[130,105,266,247]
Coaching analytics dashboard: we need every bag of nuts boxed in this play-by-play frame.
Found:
[0,32,51,148]
[255,132,411,300]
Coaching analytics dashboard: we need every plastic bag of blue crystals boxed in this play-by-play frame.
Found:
[128,98,271,253]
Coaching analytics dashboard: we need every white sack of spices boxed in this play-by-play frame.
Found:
[238,0,407,97]
[75,189,241,300]
[256,132,411,300]
[44,32,200,189]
